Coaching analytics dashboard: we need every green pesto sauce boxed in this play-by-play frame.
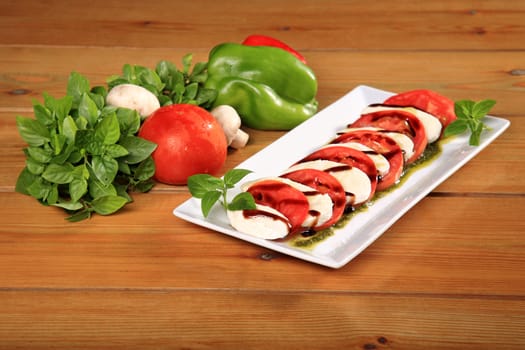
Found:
[374,140,442,200]
[288,141,442,250]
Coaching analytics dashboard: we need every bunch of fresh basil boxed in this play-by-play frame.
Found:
[15,72,157,222]
[107,54,217,109]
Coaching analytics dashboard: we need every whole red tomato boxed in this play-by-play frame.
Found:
[138,104,227,185]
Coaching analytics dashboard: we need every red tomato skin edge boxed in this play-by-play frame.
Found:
[299,146,379,202]
[241,34,307,64]
[331,131,404,191]
[383,89,457,129]
[281,169,346,231]
[351,110,428,164]
[246,179,310,235]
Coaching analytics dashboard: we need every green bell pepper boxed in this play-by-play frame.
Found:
[205,43,319,130]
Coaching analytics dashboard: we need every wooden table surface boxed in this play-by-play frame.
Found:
[1,0,524,349]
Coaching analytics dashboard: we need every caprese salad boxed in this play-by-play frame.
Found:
[226,89,456,240]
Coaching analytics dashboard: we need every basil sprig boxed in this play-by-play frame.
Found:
[15,72,157,222]
[445,99,496,146]
[187,169,256,218]
[107,54,217,109]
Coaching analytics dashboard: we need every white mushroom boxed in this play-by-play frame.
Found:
[210,105,250,149]
[106,83,160,119]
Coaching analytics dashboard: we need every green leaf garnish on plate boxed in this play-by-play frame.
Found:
[444,99,496,146]
[187,169,256,218]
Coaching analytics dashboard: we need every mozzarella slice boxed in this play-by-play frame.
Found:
[227,204,290,240]
[362,104,442,143]
[339,126,415,162]
[242,177,333,229]
[320,143,390,177]
[284,160,372,206]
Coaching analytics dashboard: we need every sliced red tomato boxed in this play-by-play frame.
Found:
[331,130,404,191]
[281,169,346,231]
[246,179,310,234]
[351,110,427,164]
[299,145,378,201]
[242,34,307,64]
[383,89,457,129]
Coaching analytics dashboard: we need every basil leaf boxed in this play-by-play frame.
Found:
[27,177,52,200]
[72,163,89,180]
[27,146,53,163]
[89,176,117,199]
[33,103,54,126]
[46,184,59,204]
[133,156,155,182]
[66,209,92,222]
[75,116,88,130]
[190,62,207,78]
[76,130,107,157]
[62,115,78,143]
[70,177,88,203]
[119,135,157,164]
[139,68,164,92]
[122,64,134,81]
[184,82,199,100]
[224,169,252,188]
[133,180,155,193]
[92,154,118,185]
[51,133,66,155]
[228,192,256,211]
[16,116,50,147]
[115,183,133,201]
[78,93,99,126]
[67,72,90,107]
[156,60,177,82]
[15,167,39,195]
[116,108,141,136]
[51,141,76,165]
[187,174,223,198]
[182,53,193,74]
[201,190,222,217]
[105,144,129,158]
[26,157,45,175]
[107,76,128,89]
[42,163,75,184]
[44,93,73,123]
[54,200,84,211]
[95,113,120,145]
[454,100,475,120]
[472,99,496,120]
[195,88,217,108]
[118,161,131,175]
[90,195,128,215]
[444,119,468,137]
[90,86,108,100]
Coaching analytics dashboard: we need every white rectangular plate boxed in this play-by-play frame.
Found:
[173,85,510,268]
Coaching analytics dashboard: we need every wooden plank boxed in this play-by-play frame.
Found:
[1,0,524,50]
[0,290,523,349]
[1,194,524,295]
